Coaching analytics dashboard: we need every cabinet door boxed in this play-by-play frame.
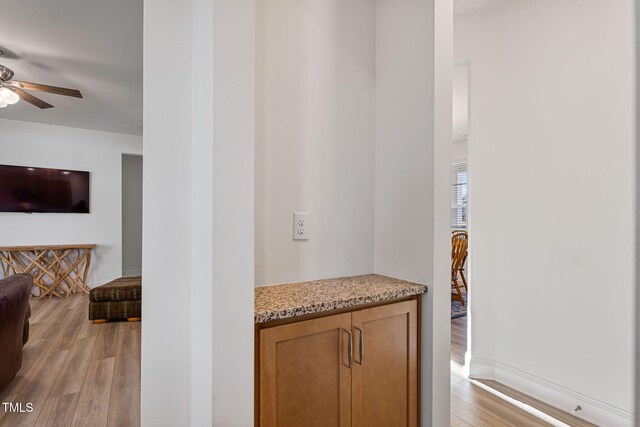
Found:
[351,300,418,427]
[260,313,353,427]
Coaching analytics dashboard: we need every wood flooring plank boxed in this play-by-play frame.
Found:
[106,377,140,427]
[107,328,141,427]
[47,314,78,352]
[451,414,473,426]
[33,393,79,427]
[76,300,100,340]
[48,337,97,397]
[0,338,56,399]
[0,377,27,401]
[451,365,550,426]
[451,317,467,366]
[50,303,89,351]
[70,357,115,427]
[479,380,598,427]
[65,294,86,310]
[451,393,511,427]
[30,300,69,340]
[112,349,140,386]
[115,323,140,357]
[28,298,56,325]
[91,323,119,361]
[0,395,17,424]
[451,376,551,427]
[0,348,69,426]
[76,319,100,340]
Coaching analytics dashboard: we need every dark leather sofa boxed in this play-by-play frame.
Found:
[0,274,32,392]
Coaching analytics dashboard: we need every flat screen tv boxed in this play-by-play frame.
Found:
[0,164,90,213]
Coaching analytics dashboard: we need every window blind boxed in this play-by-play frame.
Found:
[451,160,468,230]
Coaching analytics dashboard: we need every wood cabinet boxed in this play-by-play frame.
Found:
[257,298,419,427]
[259,312,353,427]
[352,300,418,427]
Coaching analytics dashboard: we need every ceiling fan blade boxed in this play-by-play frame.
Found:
[10,80,82,98]
[8,87,54,109]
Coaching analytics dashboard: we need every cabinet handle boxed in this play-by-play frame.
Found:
[354,327,364,365]
[342,329,352,368]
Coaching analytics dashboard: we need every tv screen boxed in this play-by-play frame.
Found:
[0,164,90,213]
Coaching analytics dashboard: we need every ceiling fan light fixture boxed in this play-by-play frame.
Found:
[0,64,82,109]
[0,87,19,105]
[4,91,19,105]
[0,98,7,108]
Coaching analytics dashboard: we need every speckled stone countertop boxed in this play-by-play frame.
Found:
[254,274,428,323]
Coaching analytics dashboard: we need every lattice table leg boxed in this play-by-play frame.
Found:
[0,246,95,298]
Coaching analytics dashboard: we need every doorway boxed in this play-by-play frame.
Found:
[451,64,469,367]
[122,154,143,277]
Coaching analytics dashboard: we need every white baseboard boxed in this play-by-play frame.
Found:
[122,269,142,277]
[469,358,634,427]
[468,356,496,379]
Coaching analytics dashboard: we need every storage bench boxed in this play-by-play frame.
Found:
[88,275,142,323]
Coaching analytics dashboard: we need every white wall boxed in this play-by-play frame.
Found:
[255,0,376,286]
[211,0,254,424]
[375,0,435,283]
[145,0,449,424]
[122,154,143,276]
[142,0,193,423]
[453,65,468,143]
[375,0,452,425]
[452,64,468,161]
[636,0,640,420]
[190,0,214,423]
[455,1,635,425]
[452,139,467,161]
[143,0,255,425]
[0,118,142,286]
[255,0,452,424]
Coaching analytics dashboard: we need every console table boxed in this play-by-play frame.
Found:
[0,244,96,298]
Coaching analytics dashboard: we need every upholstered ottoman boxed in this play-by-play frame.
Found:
[88,276,141,323]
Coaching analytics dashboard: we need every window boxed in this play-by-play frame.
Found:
[451,160,467,230]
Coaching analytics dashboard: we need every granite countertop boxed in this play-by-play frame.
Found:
[255,274,428,323]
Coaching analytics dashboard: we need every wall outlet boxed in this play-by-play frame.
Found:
[293,212,309,240]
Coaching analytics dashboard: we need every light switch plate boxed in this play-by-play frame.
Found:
[293,212,309,240]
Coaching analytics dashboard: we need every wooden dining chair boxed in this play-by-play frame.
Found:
[452,230,468,292]
[451,230,468,306]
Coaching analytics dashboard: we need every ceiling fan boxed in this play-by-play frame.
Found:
[0,64,83,109]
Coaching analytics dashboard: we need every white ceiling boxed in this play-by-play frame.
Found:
[0,0,142,135]
[454,0,512,15]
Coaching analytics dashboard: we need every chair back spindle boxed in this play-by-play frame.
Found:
[451,230,468,306]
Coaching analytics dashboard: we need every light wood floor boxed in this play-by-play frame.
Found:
[0,294,140,427]
[451,316,467,366]
[450,316,597,427]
